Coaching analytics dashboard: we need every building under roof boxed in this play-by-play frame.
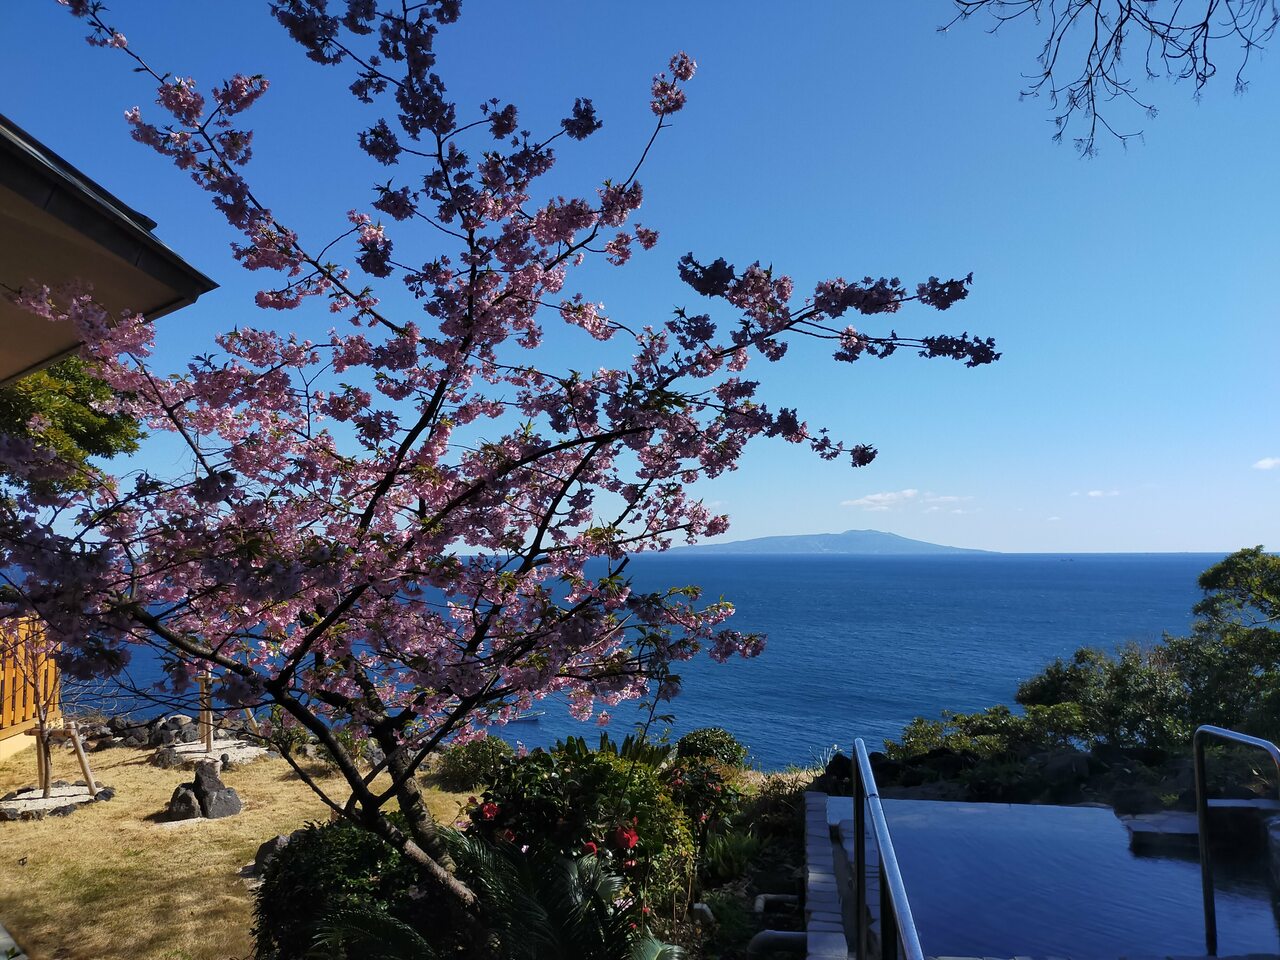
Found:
[0,112,216,385]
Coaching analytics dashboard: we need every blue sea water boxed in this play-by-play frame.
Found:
[88,553,1222,770]
[510,553,1221,769]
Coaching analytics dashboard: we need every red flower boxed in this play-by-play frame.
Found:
[613,824,639,850]
[582,841,598,855]
[501,828,516,842]
[480,801,499,820]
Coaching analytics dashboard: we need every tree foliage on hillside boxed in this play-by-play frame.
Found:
[889,547,1280,759]
[947,0,1280,153]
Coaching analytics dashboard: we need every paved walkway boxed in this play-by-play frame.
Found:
[1,918,28,959]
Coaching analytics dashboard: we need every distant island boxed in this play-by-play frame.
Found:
[677,529,994,556]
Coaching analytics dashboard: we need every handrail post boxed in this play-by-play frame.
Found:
[854,738,925,960]
[1194,728,1217,956]
[880,859,897,960]
[1192,724,1280,958]
[854,746,867,960]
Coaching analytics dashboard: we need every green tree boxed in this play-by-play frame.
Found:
[892,548,1280,758]
[0,356,140,493]
[1165,547,1280,740]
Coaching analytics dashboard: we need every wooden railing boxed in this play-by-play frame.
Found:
[0,617,60,742]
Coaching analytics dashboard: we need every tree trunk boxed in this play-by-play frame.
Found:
[383,740,461,873]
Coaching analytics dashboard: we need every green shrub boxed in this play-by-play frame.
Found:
[701,829,761,885]
[740,770,807,839]
[469,746,694,908]
[559,731,672,770]
[884,702,1087,761]
[253,819,446,960]
[702,891,756,955]
[435,735,514,790]
[261,822,685,960]
[675,727,747,768]
[663,757,741,847]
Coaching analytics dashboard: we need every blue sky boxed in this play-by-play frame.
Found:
[3,1,1277,553]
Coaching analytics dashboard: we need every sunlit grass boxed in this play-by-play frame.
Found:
[0,743,470,960]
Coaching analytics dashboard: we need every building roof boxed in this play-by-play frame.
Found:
[0,113,217,384]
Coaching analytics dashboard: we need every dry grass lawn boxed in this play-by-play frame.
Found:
[0,744,470,960]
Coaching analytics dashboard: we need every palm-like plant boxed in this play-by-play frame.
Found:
[315,831,684,960]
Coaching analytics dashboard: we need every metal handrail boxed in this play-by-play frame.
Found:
[853,738,925,960]
[1193,724,1280,956]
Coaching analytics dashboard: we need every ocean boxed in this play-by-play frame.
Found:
[84,553,1222,770]
[509,553,1221,768]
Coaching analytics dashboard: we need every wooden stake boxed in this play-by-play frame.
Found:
[242,708,260,736]
[199,673,214,753]
[34,727,47,796]
[68,721,98,799]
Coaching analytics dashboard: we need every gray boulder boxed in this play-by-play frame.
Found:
[193,759,223,794]
[168,786,201,820]
[150,747,184,770]
[253,834,291,875]
[1041,749,1091,784]
[202,787,243,819]
[191,759,242,819]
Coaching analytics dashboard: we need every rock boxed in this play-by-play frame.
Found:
[264,750,281,761]
[1113,785,1163,815]
[122,735,147,749]
[150,747,184,769]
[363,743,386,767]
[0,791,17,803]
[868,751,903,783]
[0,807,20,822]
[96,787,116,802]
[92,736,124,752]
[156,729,178,747]
[48,804,78,818]
[178,724,201,744]
[253,834,291,875]
[168,786,202,820]
[193,759,224,794]
[1041,749,1091,785]
[190,759,242,819]
[915,747,975,779]
[165,714,195,729]
[824,751,853,782]
[202,788,242,819]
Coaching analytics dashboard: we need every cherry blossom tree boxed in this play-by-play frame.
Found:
[1,0,997,939]
[946,0,1279,154]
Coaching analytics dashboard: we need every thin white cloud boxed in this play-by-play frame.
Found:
[1254,457,1280,471]
[841,488,919,511]
[1086,489,1120,498]
[1047,516,1062,522]
[923,494,971,504]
